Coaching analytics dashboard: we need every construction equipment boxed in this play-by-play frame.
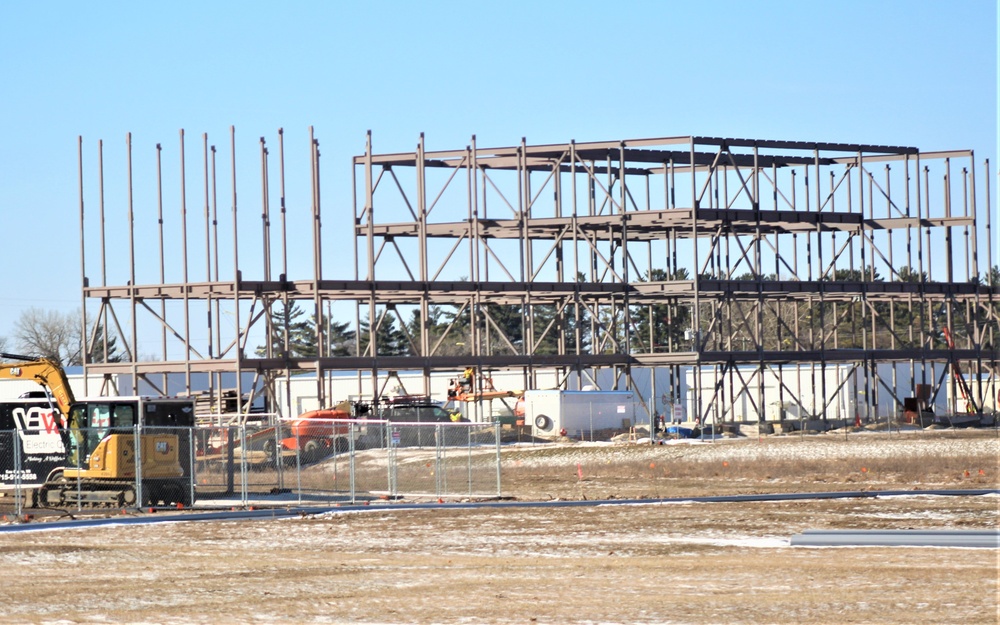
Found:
[285,409,357,462]
[446,368,521,403]
[0,353,194,508]
[444,369,522,424]
[201,408,358,466]
[940,328,979,414]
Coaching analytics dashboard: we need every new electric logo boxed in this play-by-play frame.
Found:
[13,407,65,455]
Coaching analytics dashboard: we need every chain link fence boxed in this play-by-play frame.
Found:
[0,420,502,517]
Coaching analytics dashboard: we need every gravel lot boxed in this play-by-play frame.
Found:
[0,428,996,624]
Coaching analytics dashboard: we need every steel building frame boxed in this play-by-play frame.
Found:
[79,129,999,423]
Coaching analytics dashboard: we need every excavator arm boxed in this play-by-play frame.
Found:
[0,353,76,419]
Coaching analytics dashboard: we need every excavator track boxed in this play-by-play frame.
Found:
[36,476,189,509]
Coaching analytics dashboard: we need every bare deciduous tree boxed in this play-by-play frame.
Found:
[13,308,121,366]
[14,307,76,364]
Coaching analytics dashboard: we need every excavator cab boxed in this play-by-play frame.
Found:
[66,399,192,474]
[64,402,138,472]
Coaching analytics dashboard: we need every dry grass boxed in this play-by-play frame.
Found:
[501,429,999,500]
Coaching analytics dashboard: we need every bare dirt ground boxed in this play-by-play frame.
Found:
[0,428,997,625]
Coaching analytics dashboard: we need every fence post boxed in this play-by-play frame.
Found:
[134,424,144,508]
[73,428,82,512]
[274,420,285,491]
[467,424,473,499]
[239,424,248,508]
[225,427,235,496]
[649,395,655,445]
[348,422,356,504]
[435,424,443,498]
[12,428,22,518]
[386,424,397,498]
[495,421,502,498]
[188,431,196,508]
[294,424,302,507]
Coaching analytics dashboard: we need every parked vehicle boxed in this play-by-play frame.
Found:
[380,401,457,424]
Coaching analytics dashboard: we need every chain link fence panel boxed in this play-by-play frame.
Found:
[0,419,502,514]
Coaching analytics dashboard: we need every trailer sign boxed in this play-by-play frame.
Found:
[0,401,68,488]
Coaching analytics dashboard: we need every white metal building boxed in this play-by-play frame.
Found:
[0,364,992,425]
[684,362,957,425]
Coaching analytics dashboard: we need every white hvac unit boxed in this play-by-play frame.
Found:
[525,390,634,438]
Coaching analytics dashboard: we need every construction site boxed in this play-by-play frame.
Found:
[73,130,998,431]
[0,130,992,625]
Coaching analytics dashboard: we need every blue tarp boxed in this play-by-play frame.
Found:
[665,426,694,438]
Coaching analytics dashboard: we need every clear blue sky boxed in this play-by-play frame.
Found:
[0,1,996,348]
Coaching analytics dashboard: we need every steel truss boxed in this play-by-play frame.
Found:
[79,129,998,423]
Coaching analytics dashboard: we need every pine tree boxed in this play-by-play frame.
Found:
[255,302,318,359]
[359,311,409,356]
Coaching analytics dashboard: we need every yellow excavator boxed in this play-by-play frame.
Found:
[0,353,194,508]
